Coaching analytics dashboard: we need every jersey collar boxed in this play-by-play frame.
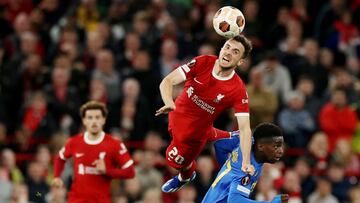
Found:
[212,66,235,81]
[84,131,105,145]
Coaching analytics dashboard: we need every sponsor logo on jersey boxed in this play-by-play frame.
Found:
[187,86,215,114]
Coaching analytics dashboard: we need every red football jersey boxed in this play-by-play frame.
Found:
[58,132,133,202]
[169,55,249,142]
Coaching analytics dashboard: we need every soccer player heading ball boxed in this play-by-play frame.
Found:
[156,35,254,193]
[202,123,288,203]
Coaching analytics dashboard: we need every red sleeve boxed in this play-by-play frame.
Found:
[54,155,66,177]
[54,138,73,177]
[233,84,250,116]
[106,140,135,179]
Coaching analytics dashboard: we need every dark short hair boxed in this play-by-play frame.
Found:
[253,123,283,143]
[79,101,108,118]
[232,35,252,59]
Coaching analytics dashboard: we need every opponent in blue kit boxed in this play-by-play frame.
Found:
[202,123,289,203]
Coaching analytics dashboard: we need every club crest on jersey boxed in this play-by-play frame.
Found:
[214,94,225,103]
[241,175,251,186]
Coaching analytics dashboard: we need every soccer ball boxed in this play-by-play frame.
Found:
[213,6,245,38]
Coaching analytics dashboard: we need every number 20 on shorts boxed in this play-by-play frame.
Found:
[168,147,185,165]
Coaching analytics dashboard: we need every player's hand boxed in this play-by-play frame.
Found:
[92,159,106,174]
[155,104,176,116]
[241,164,255,176]
[51,177,64,188]
[270,194,289,203]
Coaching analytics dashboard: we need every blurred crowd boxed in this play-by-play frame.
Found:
[0,0,360,202]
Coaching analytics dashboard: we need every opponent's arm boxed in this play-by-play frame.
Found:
[155,68,186,116]
[237,115,254,175]
[213,131,239,166]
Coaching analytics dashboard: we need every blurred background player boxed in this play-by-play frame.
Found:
[52,101,135,203]
[202,123,288,203]
[156,35,254,193]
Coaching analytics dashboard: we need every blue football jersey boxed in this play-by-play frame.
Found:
[202,136,263,203]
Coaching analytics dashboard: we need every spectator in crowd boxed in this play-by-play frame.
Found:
[308,177,339,203]
[143,131,165,167]
[92,49,121,103]
[280,169,302,202]
[327,68,359,106]
[8,183,28,203]
[326,162,353,202]
[25,161,49,203]
[108,77,153,140]
[130,50,161,113]
[193,155,216,202]
[82,31,105,70]
[124,177,142,202]
[89,78,107,104]
[135,150,163,194]
[247,67,278,129]
[158,39,180,79]
[295,75,322,122]
[34,145,54,185]
[0,148,24,184]
[44,62,81,134]
[256,51,292,104]
[19,91,57,138]
[319,88,358,151]
[279,35,307,88]
[330,139,360,176]
[278,91,316,148]
[307,132,330,175]
[301,38,330,99]
[294,157,316,199]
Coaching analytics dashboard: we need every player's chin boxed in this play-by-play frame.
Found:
[269,157,281,163]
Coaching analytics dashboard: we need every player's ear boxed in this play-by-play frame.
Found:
[237,58,244,67]
[256,143,264,152]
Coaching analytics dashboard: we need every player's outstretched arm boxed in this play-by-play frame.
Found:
[236,116,255,175]
[156,68,185,116]
[52,154,66,188]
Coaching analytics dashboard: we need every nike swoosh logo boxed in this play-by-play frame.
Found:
[75,153,84,158]
[194,77,203,84]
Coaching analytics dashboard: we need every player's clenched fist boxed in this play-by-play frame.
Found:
[270,194,289,203]
[155,104,176,116]
[241,163,255,176]
[51,177,64,188]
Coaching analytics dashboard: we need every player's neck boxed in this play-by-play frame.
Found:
[87,131,103,140]
[214,60,234,77]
